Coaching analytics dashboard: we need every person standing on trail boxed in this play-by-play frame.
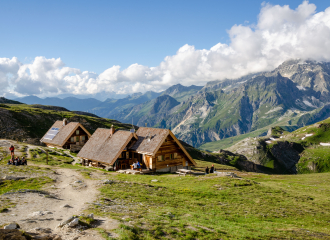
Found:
[210,165,214,173]
[9,145,14,157]
[205,166,209,174]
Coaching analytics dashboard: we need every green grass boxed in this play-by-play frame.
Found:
[29,148,74,165]
[0,176,54,195]
[199,128,267,151]
[86,172,330,239]
[193,160,237,172]
[297,146,330,173]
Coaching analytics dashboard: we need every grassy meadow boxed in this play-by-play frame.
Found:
[1,142,330,239]
[88,171,330,240]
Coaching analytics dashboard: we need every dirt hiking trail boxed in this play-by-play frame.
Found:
[0,140,119,239]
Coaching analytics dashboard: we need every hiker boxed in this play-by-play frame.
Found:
[210,165,214,173]
[7,158,13,165]
[15,157,21,166]
[137,161,141,171]
[132,161,137,170]
[9,145,15,157]
[21,157,27,165]
[205,166,209,174]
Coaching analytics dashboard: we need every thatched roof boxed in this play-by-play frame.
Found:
[41,120,91,147]
[77,128,137,165]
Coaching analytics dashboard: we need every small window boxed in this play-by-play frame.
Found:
[76,136,79,142]
[165,139,167,142]
[76,130,80,135]
[126,152,129,159]
[81,136,85,141]
[71,137,74,142]
[170,154,174,159]
[174,153,178,159]
[157,155,164,162]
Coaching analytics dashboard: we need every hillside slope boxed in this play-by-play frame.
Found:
[224,117,330,174]
[0,103,133,144]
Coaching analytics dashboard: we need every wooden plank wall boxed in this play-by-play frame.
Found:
[154,135,192,170]
[63,126,89,149]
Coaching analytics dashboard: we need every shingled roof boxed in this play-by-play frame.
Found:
[41,120,91,147]
[77,128,138,165]
[129,127,196,165]
[129,127,170,155]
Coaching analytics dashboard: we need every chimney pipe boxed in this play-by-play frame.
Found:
[63,118,68,126]
[110,125,115,135]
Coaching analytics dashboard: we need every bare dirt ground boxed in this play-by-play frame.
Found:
[0,139,120,240]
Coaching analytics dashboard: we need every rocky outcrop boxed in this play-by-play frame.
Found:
[270,141,303,174]
[214,149,266,173]
[227,136,304,174]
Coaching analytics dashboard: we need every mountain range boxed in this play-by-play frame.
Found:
[11,59,330,148]
[112,59,330,147]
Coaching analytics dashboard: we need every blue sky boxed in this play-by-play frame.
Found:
[1,0,330,98]
[1,0,329,74]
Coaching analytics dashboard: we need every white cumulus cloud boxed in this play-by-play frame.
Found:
[1,1,330,98]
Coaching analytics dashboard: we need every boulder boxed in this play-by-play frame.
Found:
[4,222,19,229]
[67,218,79,227]
[57,216,75,228]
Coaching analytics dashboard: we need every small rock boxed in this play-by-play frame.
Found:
[4,222,19,229]
[151,179,158,182]
[103,180,113,184]
[67,218,79,227]
[30,211,44,216]
[57,216,75,228]
[62,204,71,208]
[32,227,52,233]
[87,213,94,219]
[3,176,26,180]
[74,180,82,183]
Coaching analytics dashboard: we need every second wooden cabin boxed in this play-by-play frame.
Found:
[41,119,91,152]
[77,126,196,172]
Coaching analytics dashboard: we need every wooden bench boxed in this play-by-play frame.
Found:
[176,169,193,176]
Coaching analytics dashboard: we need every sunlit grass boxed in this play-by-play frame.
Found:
[87,172,330,239]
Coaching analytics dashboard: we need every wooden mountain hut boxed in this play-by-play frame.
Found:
[78,126,196,172]
[41,119,91,152]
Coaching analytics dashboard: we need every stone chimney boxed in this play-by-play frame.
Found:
[63,118,68,126]
[110,125,115,136]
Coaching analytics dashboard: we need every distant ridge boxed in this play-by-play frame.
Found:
[0,97,22,104]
